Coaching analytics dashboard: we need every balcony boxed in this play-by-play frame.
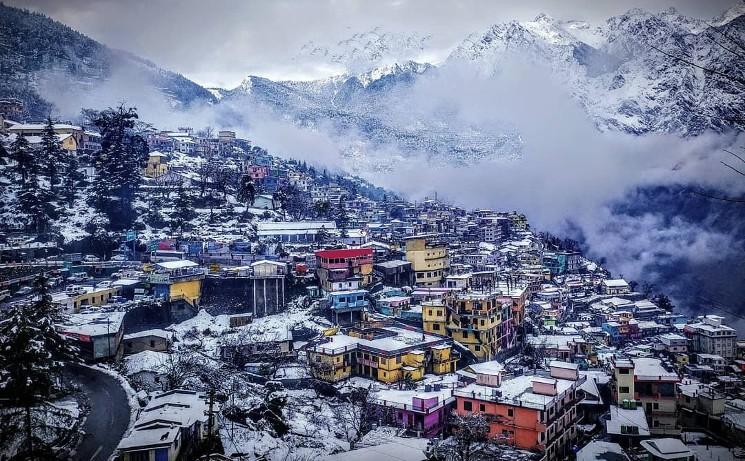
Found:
[331,300,369,311]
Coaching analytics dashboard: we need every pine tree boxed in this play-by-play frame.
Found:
[0,276,77,457]
[60,147,84,206]
[237,174,256,207]
[18,174,55,233]
[88,105,148,229]
[172,184,196,233]
[335,198,349,238]
[10,133,34,186]
[39,117,61,195]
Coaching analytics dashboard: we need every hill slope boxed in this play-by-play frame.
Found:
[0,4,216,119]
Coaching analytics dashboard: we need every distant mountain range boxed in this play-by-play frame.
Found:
[2,3,744,163]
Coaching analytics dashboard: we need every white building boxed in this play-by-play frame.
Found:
[684,315,737,360]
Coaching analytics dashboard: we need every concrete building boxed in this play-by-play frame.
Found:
[57,311,126,361]
[315,248,374,292]
[116,390,215,461]
[683,315,737,360]
[453,361,585,460]
[404,235,449,287]
[306,326,457,384]
[611,357,680,435]
[422,291,516,361]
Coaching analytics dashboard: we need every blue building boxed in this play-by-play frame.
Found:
[327,289,369,325]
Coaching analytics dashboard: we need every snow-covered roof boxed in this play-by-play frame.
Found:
[155,260,198,270]
[577,441,628,461]
[640,439,693,460]
[468,361,505,376]
[57,311,126,337]
[123,350,169,375]
[632,358,679,381]
[606,406,650,436]
[323,437,429,460]
[602,279,629,287]
[455,373,578,410]
[311,327,449,355]
[123,328,171,340]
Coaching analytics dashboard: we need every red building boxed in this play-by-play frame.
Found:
[315,248,374,292]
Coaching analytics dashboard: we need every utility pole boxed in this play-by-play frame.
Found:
[207,387,215,451]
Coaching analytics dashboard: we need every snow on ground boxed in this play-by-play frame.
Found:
[170,302,328,357]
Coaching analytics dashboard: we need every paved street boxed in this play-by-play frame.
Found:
[66,364,132,461]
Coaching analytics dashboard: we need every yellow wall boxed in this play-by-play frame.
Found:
[405,237,449,287]
[170,279,201,306]
[61,136,77,151]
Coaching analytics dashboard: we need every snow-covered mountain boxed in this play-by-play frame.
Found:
[220,6,744,167]
[0,4,216,119]
[450,7,745,135]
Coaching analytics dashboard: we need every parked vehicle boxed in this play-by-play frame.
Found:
[83,255,100,263]
[65,285,86,296]
[111,255,126,262]
[68,273,89,282]
[16,286,33,296]
[97,280,113,289]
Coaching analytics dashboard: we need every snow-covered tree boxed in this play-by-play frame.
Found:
[9,132,34,186]
[87,105,148,229]
[0,275,77,457]
[171,184,196,234]
[237,174,256,207]
[333,387,373,450]
[39,117,61,195]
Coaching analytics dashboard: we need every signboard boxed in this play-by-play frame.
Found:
[61,331,92,342]
[125,230,137,242]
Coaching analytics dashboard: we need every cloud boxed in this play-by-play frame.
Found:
[11,0,740,86]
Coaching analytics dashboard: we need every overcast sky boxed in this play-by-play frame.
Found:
[10,0,741,87]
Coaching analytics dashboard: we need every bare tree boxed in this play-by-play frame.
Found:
[333,387,373,450]
[425,413,522,461]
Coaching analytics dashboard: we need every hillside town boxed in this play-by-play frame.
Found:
[1,103,744,461]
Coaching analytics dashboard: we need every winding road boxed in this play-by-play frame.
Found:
[65,364,132,461]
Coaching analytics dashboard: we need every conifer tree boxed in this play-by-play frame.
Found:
[10,132,34,186]
[39,117,61,195]
[60,147,83,206]
[88,105,148,229]
[237,174,256,207]
[0,275,77,457]
[172,184,196,233]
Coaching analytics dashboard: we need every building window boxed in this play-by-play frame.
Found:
[507,409,514,417]
[463,401,472,411]
[396,356,402,364]
[433,324,441,331]
[619,369,630,374]
[619,386,630,393]
[479,404,485,412]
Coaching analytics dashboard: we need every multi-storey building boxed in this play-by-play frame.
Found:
[315,248,374,292]
[454,360,585,460]
[306,326,458,384]
[683,315,737,360]
[611,357,680,435]
[404,235,449,287]
[422,291,516,361]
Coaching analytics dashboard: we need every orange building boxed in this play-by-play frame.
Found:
[453,360,585,460]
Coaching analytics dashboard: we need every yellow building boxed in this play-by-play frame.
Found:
[150,260,204,308]
[422,300,447,335]
[422,291,517,362]
[307,326,458,384]
[404,235,449,287]
[145,152,169,178]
